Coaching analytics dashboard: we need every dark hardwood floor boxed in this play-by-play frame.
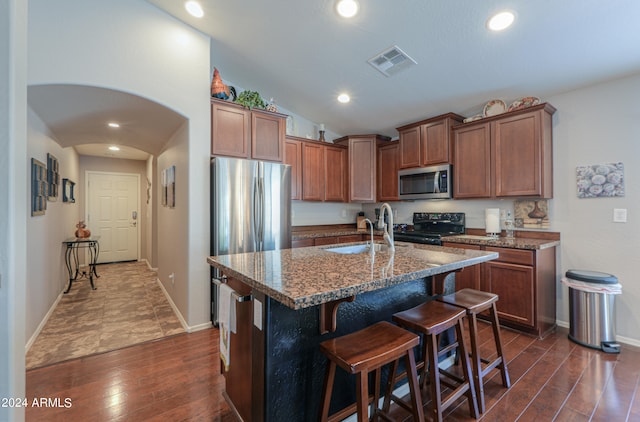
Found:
[26,323,640,421]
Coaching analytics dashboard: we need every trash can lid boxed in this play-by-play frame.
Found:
[565,269,618,284]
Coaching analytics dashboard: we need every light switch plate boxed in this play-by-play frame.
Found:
[613,208,627,223]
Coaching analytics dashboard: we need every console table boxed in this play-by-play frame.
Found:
[62,236,100,293]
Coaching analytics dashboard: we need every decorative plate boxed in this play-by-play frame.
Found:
[483,99,507,117]
[508,96,540,112]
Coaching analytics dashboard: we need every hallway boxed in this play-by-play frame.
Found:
[26,261,185,369]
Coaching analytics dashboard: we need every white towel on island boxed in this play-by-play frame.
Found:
[219,283,235,371]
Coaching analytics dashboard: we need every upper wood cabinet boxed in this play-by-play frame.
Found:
[324,145,348,202]
[294,138,347,202]
[334,134,391,202]
[211,98,286,162]
[452,103,556,199]
[301,141,325,201]
[397,113,464,169]
[377,141,400,202]
[284,138,302,200]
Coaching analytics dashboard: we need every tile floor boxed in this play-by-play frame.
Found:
[26,261,185,369]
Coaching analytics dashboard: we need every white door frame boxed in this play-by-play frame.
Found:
[85,170,141,262]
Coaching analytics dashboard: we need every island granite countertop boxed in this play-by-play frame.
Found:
[207,241,497,310]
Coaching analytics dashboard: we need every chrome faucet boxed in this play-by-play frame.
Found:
[379,203,395,252]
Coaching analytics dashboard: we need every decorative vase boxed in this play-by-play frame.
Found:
[528,201,546,219]
[75,221,91,238]
[210,68,236,101]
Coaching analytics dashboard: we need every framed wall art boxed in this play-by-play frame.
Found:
[576,162,624,198]
[47,153,59,201]
[62,178,75,203]
[161,165,176,208]
[31,158,47,216]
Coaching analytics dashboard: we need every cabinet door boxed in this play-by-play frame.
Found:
[302,142,325,201]
[211,102,250,158]
[398,126,421,168]
[422,120,449,165]
[441,242,481,291]
[493,111,543,197]
[284,139,302,200]
[348,137,377,202]
[484,261,535,327]
[377,142,399,201]
[251,111,285,162]
[324,146,347,202]
[453,123,492,198]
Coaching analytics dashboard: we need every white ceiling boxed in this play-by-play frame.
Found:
[28,1,640,160]
[148,0,640,138]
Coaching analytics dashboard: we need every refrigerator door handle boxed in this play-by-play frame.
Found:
[253,176,260,252]
[258,176,265,249]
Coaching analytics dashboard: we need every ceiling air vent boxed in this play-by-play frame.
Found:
[367,45,417,77]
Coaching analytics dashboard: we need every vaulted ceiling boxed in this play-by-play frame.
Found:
[149,0,640,137]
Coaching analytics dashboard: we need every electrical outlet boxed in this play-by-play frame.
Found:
[341,209,347,218]
[613,208,627,223]
[169,272,175,285]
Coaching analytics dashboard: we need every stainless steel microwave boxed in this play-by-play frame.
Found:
[398,164,452,200]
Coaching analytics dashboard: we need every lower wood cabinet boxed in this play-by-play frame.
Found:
[442,242,556,338]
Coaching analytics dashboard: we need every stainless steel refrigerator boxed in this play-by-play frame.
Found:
[210,156,291,324]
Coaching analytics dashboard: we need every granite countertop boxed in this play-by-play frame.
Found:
[443,234,560,250]
[207,242,497,310]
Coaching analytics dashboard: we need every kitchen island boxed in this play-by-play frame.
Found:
[207,241,497,422]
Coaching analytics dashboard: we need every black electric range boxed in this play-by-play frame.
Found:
[393,212,465,245]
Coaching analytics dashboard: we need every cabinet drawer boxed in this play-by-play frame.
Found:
[313,236,339,246]
[291,238,314,248]
[486,246,533,266]
[338,235,363,243]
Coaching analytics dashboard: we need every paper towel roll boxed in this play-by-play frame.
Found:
[485,208,500,235]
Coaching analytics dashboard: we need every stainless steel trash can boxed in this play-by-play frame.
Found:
[564,270,621,354]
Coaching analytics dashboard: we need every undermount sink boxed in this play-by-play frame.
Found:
[324,243,393,254]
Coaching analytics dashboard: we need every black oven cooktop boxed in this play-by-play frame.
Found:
[394,212,465,245]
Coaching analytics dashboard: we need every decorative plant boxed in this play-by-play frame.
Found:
[235,90,266,109]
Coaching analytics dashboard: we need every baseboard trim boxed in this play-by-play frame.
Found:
[156,277,190,332]
[556,319,640,348]
[142,259,158,272]
[155,278,212,333]
[25,291,63,353]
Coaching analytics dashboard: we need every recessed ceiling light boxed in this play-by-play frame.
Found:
[487,11,515,31]
[337,93,350,103]
[107,122,120,128]
[336,0,359,18]
[108,146,120,151]
[185,1,204,18]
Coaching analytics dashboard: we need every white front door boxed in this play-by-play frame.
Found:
[87,172,139,263]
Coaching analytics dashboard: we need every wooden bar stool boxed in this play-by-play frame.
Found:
[392,301,478,422]
[319,321,424,422]
[438,288,511,413]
